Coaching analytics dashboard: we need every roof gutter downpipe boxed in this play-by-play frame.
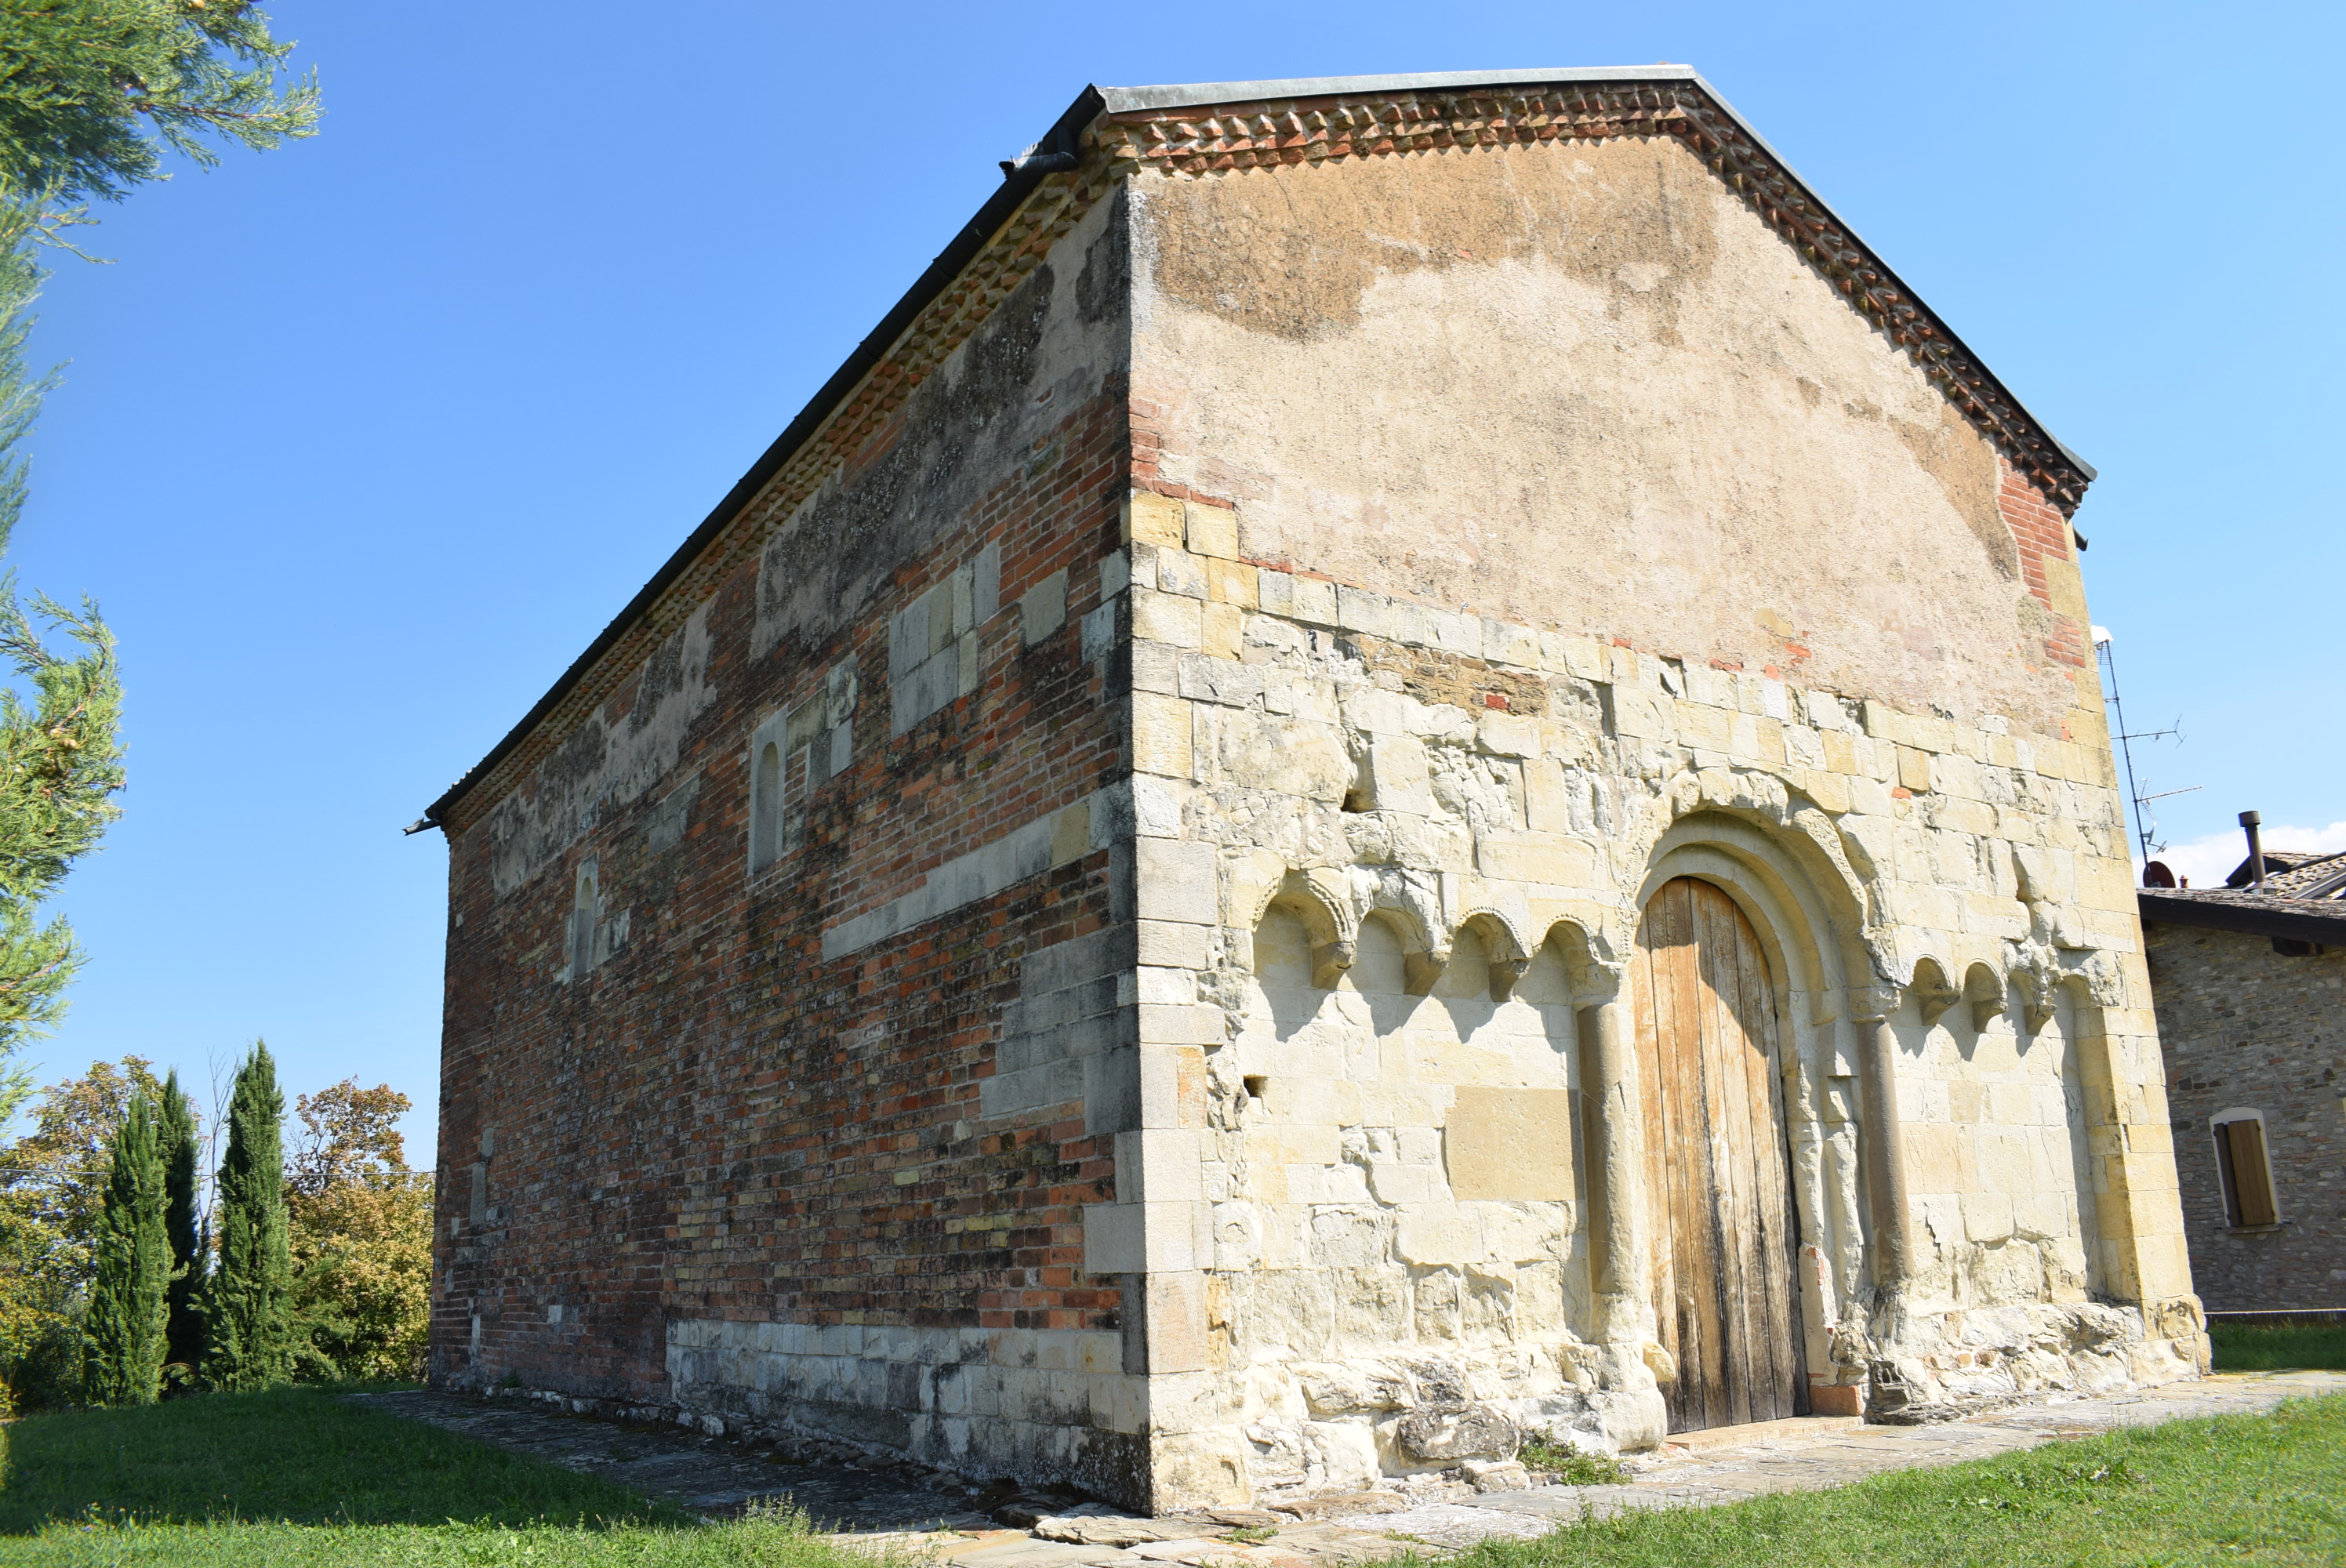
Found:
[999,151,1079,177]
[2240,810,2266,890]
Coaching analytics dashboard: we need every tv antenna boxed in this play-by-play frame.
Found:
[2094,626,2196,864]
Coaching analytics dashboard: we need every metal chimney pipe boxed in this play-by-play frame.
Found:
[2240,810,2266,890]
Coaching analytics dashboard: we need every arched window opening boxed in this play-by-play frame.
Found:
[744,661,859,880]
[569,863,599,982]
[2211,1109,2279,1228]
[750,740,783,873]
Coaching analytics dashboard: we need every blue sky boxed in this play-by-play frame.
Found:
[8,2,2339,1158]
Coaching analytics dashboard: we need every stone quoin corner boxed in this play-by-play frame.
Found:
[418,69,2206,1512]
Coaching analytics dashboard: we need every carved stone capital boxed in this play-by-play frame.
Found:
[1847,985,1901,1024]
[1403,947,1451,997]
[1964,964,2009,1033]
[1911,970,1961,1028]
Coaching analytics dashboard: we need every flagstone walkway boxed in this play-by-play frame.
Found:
[360,1368,2346,1562]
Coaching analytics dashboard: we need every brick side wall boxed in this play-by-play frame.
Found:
[433,368,1137,1432]
[2146,921,2346,1309]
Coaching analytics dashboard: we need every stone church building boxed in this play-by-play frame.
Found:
[420,69,2206,1511]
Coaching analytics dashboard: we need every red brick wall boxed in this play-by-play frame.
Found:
[1999,459,2087,669]
[432,377,1135,1404]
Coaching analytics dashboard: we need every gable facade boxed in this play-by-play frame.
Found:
[427,71,2201,1512]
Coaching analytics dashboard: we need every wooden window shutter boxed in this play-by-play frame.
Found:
[2219,1119,2278,1228]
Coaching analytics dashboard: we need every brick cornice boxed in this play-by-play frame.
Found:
[1093,78,2093,520]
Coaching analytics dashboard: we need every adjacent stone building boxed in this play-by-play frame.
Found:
[419,68,2206,1511]
[2141,831,2346,1310]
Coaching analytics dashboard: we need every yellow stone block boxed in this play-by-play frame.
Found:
[1935,797,1994,835]
[1476,833,1596,887]
[1795,767,1850,814]
[1611,688,1673,741]
[1903,1122,1974,1194]
[1678,702,1729,752]
[1186,502,1240,560]
[1131,586,1203,649]
[1124,492,1186,549]
[1898,746,1933,793]
[1204,557,1257,609]
[1132,692,1194,779]
[1446,1088,1576,1200]
[1861,700,1913,746]
[1050,799,1092,866]
[2043,556,2090,620]
[1523,757,1571,832]
[1560,638,1608,681]
[1200,601,1244,660]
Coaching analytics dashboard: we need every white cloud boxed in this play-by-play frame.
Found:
[2137,820,2346,890]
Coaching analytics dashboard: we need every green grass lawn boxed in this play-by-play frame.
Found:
[1463,1394,2346,1568]
[2207,1321,2346,1372]
[2,1385,2342,1566]
[0,1385,852,1566]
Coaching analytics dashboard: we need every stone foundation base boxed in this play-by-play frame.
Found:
[1861,1299,2207,1423]
[443,1298,2211,1513]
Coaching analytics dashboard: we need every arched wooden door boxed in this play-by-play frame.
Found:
[1632,877,1806,1432]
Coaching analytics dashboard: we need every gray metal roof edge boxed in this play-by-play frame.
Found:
[2137,889,2346,943]
[1095,67,2092,482]
[1095,66,1700,114]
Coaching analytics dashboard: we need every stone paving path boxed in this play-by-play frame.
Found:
[354,1391,991,1527]
[360,1369,2346,1562]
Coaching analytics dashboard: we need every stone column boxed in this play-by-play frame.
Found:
[1851,1000,1915,1290]
[2072,989,2204,1375]
[1577,982,1671,1452]
[1578,994,1645,1339]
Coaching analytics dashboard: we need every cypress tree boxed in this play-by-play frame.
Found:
[83,1095,169,1405]
[158,1069,205,1374]
[202,1043,289,1391]
[0,2,317,1059]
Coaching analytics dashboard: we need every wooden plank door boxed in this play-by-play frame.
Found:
[1632,877,1806,1432]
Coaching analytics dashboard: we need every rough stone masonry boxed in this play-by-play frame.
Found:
[419,68,2208,1514]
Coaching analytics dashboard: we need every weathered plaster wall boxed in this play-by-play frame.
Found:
[2147,922,2346,1308]
[1106,128,2195,1504]
[1128,136,2093,736]
[434,191,1157,1495]
[1096,499,2201,1504]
